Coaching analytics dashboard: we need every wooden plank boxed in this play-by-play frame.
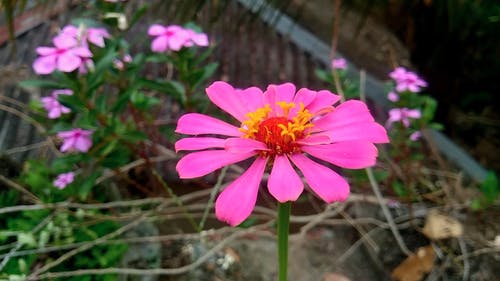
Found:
[237,0,488,182]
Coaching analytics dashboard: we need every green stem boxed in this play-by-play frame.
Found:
[278,201,291,281]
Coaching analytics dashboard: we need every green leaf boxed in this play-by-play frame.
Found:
[120,130,148,142]
[139,78,186,104]
[17,233,36,247]
[315,69,334,84]
[100,148,131,168]
[129,4,148,28]
[18,79,61,89]
[392,181,408,197]
[480,171,499,203]
[78,172,100,200]
[190,62,218,89]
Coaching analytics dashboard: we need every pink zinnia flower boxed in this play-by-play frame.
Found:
[41,89,73,119]
[148,24,190,52]
[387,108,421,128]
[387,91,399,102]
[331,58,347,70]
[389,67,427,93]
[61,25,110,48]
[53,172,75,189]
[33,34,93,75]
[175,81,389,226]
[57,128,93,153]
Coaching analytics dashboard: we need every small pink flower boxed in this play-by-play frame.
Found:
[389,67,407,81]
[387,91,399,102]
[389,67,427,93]
[331,58,347,70]
[123,54,132,63]
[53,172,75,189]
[33,34,93,75]
[57,128,93,153]
[184,29,209,47]
[410,131,422,141]
[387,108,421,128]
[41,89,73,119]
[61,25,110,48]
[148,24,190,52]
[113,59,124,70]
[148,24,209,52]
[175,81,389,226]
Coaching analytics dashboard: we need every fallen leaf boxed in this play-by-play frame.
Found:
[422,209,463,240]
[391,246,436,281]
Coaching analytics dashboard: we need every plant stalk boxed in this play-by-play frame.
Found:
[277,201,291,281]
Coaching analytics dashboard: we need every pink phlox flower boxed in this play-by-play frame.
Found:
[387,108,421,128]
[389,67,407,81]
[33,33,93,75]
[387,91,399,102]
[410,131,422,141]
[184,29,209,47]
[123,54,132,63]
[61,25,110,48]
[41,89,73,119]
[113,54,133,70]
[148,24,190,52]
[57,128,93,153]
[148,24,209,52]
[331,58,347,70]
[113,59,124,70]
[53,172,75,189]
[175,81,389,226]
[389,66,427,93]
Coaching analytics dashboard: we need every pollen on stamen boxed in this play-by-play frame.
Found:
[240,102,314,157]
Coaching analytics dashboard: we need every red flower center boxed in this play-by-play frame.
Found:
[254,117,302,156]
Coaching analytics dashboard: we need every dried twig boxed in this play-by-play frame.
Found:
[27,223,272,280]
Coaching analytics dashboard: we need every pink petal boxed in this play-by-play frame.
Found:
[321,122,389,143]
[176,113,242,137]
[295,134,331,145]
[176,150,255,179]
[61,25,78,37]
[239,86,265,113]
[312,100,374,131]
[215,157,267,226]
[33,55,57,74]
[268,155,303,202]
[305,90,340,114]
[290,154,349,203]
[151,36,168,52]
[168,38,186,51]
[225,138,268,153]
[48,108,62,119]
[57,131,75,138]
[406,109,421,119]
[71,47,93,58]
[59,138,75,152]
[57,53,82,72]
[74,136,92,152]
[302,141,378,169]
[289,88,317,116]
[191,32,208,46]
[53,34,78,49]
[175,137,226,152]
[264,83,296,115]
[206,81,250,122]
[36,47,56,56]
[148,24,166,36]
